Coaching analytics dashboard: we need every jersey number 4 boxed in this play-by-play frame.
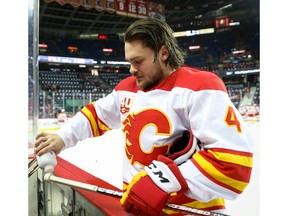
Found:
[225,106,242,133]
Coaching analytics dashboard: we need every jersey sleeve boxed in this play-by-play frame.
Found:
[180,77,253,202]
[56,90,121,149]
[168,69,253,202]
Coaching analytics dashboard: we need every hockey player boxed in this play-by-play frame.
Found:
[57,109,68,124]
[34,18,253,215]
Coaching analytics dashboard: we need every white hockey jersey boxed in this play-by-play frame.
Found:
[57,67,253,214]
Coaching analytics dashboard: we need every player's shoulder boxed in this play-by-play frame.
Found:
[177,66,219,81]
[115,75,139,92]
[175,66,226,91]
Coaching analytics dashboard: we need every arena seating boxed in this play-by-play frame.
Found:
[37,29,259,118]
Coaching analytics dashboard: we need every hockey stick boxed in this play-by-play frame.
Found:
[44,173,229,216]
[28,157,39,178]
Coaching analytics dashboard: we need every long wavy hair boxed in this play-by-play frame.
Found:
[124,18,186,69]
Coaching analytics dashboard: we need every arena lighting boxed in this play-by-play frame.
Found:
[93,61,130,66]
[234,69,260,74]
[39,56,130,66]
[225,69,260,76]
[103,48,113,52]
[106,61,130,65]
[218,3,232,10]
[215,17,229,29]
[232,49,245,54]
[98,34,107,40]
[79,34,99,39]
[68,46,78,51]
[38,55,94,65]
[199,28,214,34]
[173,28,214,37]
[229,21,240,26]
[226,71,233,75]
[189,45,201,50]
[173,31,186,37]
[39,43,48,48]
[186,30,200,36]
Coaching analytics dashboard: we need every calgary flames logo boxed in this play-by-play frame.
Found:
[122,108,171,167]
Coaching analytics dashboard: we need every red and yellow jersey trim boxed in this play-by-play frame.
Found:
[80,102,111,136]
[192,148,253,194]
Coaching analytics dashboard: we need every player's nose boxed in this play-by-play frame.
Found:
[129,64,137,75]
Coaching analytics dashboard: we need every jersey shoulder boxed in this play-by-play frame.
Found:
[174,67,227,92]
[114,75,139,92]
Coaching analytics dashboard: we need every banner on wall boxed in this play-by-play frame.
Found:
[137,0,147,18]
[82,0,94,9]
[45,0,165,19]
[116,0,127,16]
[69,0,82,7]
[106,0,116,14]
[55,0,70,5]
[126,0,137,18]
[95,0,105,11]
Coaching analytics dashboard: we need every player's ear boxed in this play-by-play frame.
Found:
[160,45,169,61]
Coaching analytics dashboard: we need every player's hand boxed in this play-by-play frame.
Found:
[34,132,64,156]
[166,130,199,165]
[120,155,188,216]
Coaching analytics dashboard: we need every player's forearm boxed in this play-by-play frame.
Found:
[179,149,253,201]
[56,112,93,149]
